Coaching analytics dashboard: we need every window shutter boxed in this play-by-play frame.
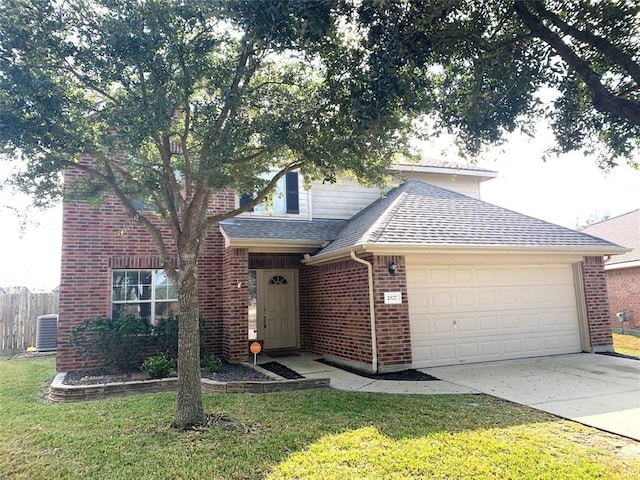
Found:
[285,172,299,214]
[240,193,254,212]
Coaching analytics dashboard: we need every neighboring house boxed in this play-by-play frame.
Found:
[584,211,640,334]
[57,160,624,373]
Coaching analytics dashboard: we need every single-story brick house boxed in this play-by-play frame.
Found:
[57,161,625,373]
[584,211,640,334]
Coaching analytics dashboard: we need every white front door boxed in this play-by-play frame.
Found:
[257,269,298,350]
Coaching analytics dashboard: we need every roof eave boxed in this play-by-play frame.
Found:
[390,163,498,181]
[303,242,629,266]
[604,259,640,271]
[224,237,326,253]
[361,242,630,256]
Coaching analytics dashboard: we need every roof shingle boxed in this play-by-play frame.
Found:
[220,218,347,244]
[316,180,623,256]
[583,210,640,265]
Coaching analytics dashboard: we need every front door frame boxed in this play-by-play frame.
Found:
[255,269,299,351]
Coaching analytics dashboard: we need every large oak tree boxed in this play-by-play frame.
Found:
[0,0,413,428]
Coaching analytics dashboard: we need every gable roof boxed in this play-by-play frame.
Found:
[311,180,625,261]
[582,209,640,267]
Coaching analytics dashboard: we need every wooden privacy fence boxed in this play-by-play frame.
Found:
[0,289,59,354]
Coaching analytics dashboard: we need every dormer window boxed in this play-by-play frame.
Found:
[240,171,299,215]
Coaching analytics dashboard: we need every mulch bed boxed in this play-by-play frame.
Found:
[258,361,305,379]
[317,359,440,381]
[63,362,272,385]
[596,351,640,361]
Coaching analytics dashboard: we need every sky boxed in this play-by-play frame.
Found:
[2,125,640,291]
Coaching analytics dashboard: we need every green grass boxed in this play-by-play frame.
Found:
[613,332,640,357]
[1,357,639,479]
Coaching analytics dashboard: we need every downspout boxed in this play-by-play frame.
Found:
[350,251,378,373]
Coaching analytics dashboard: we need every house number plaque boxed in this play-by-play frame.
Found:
[384,292,402,304]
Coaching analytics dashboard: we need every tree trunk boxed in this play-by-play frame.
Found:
[173,254,204,429]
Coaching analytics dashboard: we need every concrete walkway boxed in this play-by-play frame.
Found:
[265,352,640,441]
[263,353,475,394]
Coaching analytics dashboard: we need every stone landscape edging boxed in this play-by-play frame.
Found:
[47,364,330,403]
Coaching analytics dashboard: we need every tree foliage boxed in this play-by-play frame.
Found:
[355,0,640,166]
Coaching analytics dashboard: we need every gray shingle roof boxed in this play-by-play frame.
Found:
[316,180,623,257]
[583,210,640,265]
[220,218,347,244]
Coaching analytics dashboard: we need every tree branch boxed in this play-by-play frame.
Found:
[514,1,640,125]
[205,161,304,227]
[101,160,177,276]
[530,0,640,87]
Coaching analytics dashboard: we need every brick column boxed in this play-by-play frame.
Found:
[582,256,614,352]
[222,247,249,362]
[372,255,412,372]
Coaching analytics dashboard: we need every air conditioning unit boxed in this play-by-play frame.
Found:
[36,314,58,352]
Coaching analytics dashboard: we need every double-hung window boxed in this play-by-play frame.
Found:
[240,171,299,214]
[111,269,178,325]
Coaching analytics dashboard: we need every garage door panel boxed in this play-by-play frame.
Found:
[523,337,544,351]
[538,285,576,304]
[416,286,576,314]
[456,317,477,333]
[543,332,581,350]
[481,341,501,356]
[479,314,500,330]
[432,317,456,334]
[477,291,497,306]
[434,344,457,362]
[503,338,523,353]
[418,265,575,287]
[458,342,479,358]
[407,263,581,368]
[425,310,578,338]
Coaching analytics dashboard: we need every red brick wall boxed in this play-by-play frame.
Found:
[222,248,249,362]
[249,253,303,270]
[305,258,373,369]
[304,255,413,373]
[604,267,640,333]
[372,255,412,371]
[57,165,235,371]
[582,256,614,351]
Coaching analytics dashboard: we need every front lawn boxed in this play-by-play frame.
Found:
[1,356,638,479]
[613,332,640,357]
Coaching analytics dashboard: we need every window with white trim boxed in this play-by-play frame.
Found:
[111,269,178,325]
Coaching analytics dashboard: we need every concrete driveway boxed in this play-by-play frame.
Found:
[424,353,640,441]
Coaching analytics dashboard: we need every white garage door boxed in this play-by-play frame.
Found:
[407,263,582,368]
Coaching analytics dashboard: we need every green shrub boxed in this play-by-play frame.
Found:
[141,354,174,378]
[70,314,213,373]
[152,315,209,362]
[201,354,223,373]
[152,315,179,360]
[69,316,152,372]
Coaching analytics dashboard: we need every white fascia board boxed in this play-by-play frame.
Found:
[605,260,640,271]
[304,242,629,266]
[390,164,498,181]
[225,237,325,253]
[219,226,232,248]
[362,242,630,256]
